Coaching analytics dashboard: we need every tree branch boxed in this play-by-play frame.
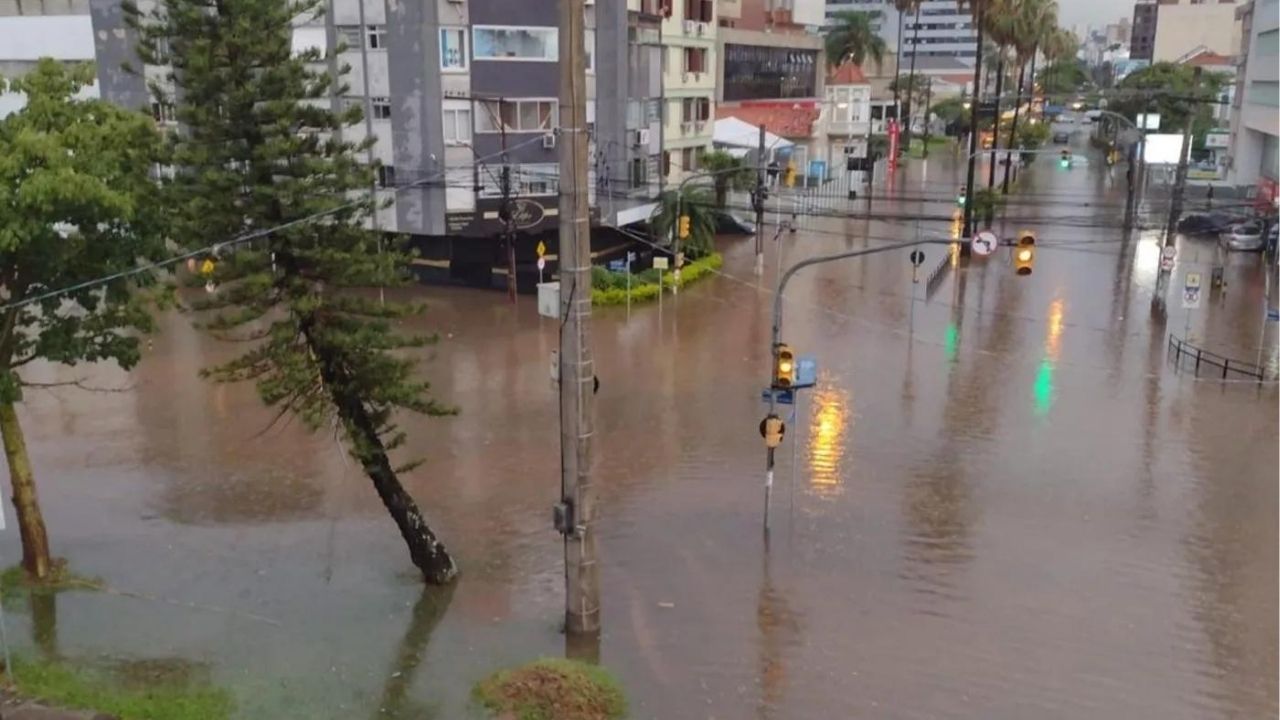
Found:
[22,378,136,393]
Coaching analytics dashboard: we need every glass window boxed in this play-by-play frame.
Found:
[151,101,176,124]
[441,27,467,70]
[336,25,361,51]
[585,29,595,71]
[443,102,472,145]
[367,25,387,50]
[476,100,557,133]
[377,165,396,188]
[371,97,391,120]
[473,26,558,61]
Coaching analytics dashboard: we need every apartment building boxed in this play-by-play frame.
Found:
[2,0,665,288]
[1130,1,1159,60]
[1152,0,1240,62]
[1228,0,1279,200]
[660,0,717,180]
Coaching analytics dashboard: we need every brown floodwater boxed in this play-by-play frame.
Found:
[2,146,1276,719]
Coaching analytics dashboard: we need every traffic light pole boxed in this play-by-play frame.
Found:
[762,237,962,533]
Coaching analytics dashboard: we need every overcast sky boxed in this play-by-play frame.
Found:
[1058,0,1129,32]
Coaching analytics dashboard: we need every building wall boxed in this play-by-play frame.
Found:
[662,0,716,178]
[1153,2,1241,62]
[1131,2,1158,60]
[1230,0,1280,187]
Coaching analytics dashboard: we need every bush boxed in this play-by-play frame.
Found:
[591,253,722,306]
[473,658,626,720]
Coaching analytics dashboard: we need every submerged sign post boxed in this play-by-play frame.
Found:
[1183,271,1202,309]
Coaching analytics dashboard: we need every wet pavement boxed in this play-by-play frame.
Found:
[2,134,1276,719]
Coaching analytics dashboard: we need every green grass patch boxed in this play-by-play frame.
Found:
[592,253,723,306]
[0,560,103,606]
[472,658,626,720]
[5,655,233,720]
[907,136,952,158]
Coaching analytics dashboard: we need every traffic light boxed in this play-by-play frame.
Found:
[1059,149,1072,169]
[956,186,967,207]
[772,343,796,389]
[760,413,786,449]
[678,214,691,240]
[1014,230,1036,276]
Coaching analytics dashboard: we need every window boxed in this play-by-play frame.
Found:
[478,164,559,197]
[630,157,649,187]
[367,25,387,50]
[585,29,595,71]
[151,101,176,124]
[683,47,708,73]
[152,36,171,64]
[441,27,467,70]
[336,25,361,51]
[473,26,558,61]
[681,97,710,123]
[371,97,391,120]
[377,165,396,188]
[680,147,698,172]
[443,102,472,145]
[475,99,557,133]
[684,0,712,21]
[723,44,817,101]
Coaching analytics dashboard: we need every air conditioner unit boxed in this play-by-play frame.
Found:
[634,128,650,146]
[542,133,557,149]
[684,19,696,33]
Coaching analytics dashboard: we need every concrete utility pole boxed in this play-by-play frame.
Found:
[1164,66,1201,254]
[754,124,766,276]
[961,0,985,243]
[499,109,518,303]
[557,0,599,637]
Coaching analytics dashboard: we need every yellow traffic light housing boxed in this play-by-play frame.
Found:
[1015,230,1036,276]
[784,164,796,188]
[773,343,796,389]
[678,214,691,240]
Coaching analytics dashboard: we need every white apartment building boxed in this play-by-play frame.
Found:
[1152,0,1241,62]
[661,0,717,180]
[1228,0,1279,196]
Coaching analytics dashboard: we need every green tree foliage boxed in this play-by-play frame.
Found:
[1112,63,1228,140]
[824,11,887,70]
[653,189,717,259]
[1039,59,1089,95]
[931,97,971,132]
[0,60,165,580]
[124,0,458,583]
[698,150,754,208]
[890,74,931,111]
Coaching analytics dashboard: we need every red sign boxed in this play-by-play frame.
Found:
[887,119,900,169]
[1256,177,1278,213]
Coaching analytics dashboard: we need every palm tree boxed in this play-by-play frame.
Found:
[699,149,754,208]
[901,0,923,151]
[983,0,1020,189]
[654,188,717,259]
[1002,0,1057,193]
[957,0,995,238]
[891,0,915,116]
[824,10,887,70]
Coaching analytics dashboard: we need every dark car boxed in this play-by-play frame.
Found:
[1177,211,1246,236]
[714,211,756,236]
[1052,131,1070,144]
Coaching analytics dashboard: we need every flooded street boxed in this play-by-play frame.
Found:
[3,145,1276,719]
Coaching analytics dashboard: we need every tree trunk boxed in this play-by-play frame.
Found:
[715,180,728,209]
[987,50,1005,189]
[0,401,51,581]
[903,5,921,153]
[301,322,457,585]
[1002,60,1026,194]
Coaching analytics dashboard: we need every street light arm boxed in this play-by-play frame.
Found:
[770,238,959,346]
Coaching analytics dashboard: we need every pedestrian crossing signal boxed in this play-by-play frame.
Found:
[1015,231,1036,276]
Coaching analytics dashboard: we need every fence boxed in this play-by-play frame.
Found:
[1167,335,1269,381]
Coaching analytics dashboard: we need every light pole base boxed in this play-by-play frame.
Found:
[755,253,764,276]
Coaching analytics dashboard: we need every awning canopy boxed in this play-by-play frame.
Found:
[713,117,793,151]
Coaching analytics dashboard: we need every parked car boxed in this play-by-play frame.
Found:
[1052,131,1070,144]
[714,211,756,236]
[1177,211,1245,236]
[1221,220,1265,251]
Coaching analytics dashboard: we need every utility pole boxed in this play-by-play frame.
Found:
[1124,139,1138,230]
[499,110,517,303]
[921,77,933,159]
[754,124,766,276]
[558,0,599,638]
[1163,66,1201,254]
[961,0,985,242]
[986,52,1004,190]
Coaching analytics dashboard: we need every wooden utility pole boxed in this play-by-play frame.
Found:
[1164,66,1201,254]
[558,0,599,637]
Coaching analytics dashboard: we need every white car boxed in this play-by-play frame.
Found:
[1221,221,1265,251]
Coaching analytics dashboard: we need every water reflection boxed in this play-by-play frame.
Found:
[755,551,799,719]
[373,584,456,720]
[1034,297,1065,416]
[805,378,850,497]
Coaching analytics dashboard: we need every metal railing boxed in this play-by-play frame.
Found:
[1167,334,1269,381]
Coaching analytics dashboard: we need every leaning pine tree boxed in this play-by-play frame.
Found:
[124,0,458,583]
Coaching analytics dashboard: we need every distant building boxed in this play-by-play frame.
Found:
[1130,1,1159,60]
[1152,0,1241,62]
[1227,0,1279,201]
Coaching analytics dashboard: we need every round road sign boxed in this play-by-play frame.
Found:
[909,250,926,267]
[537,257,547,271]
[971,230,998,257]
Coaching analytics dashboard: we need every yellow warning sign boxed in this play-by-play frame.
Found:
[199,258,216,276]
[536,241,547,257]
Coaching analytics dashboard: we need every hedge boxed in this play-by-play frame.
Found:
[591,253,723,306]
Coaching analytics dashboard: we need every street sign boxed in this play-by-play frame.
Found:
[652,256,669,270]
[909,250,926,267]
[1136,113,1161,131]
[626,251,636,263]
[794,357,817,389]
[606,259,623,272]
[536,241,547,258]
[1183,271,1202,309]
[761,388,795,405]
[1160,245,1176,272]
[971,230,998,257]
[539,257,548,271]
